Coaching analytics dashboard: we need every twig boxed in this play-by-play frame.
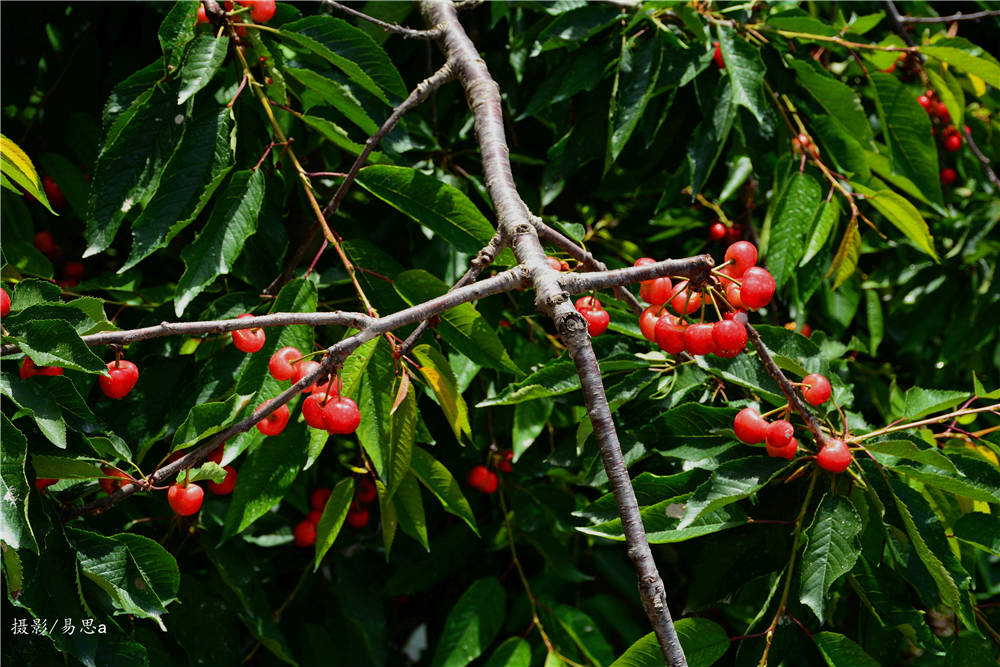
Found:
[883,0,916,47]
[963,126,1000,188]
[899,9,1000,23]
[850,403,1000,443]
[322,0,443,39]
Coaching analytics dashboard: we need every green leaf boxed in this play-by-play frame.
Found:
[178,34,230,104]
[410,447,478,535]
[951,513,1000,555]
[174,168,265,315]
[800,494,862,622]
[171,394,246,450]
[394,472,429,550]
[813,632,879,667]
[394,270,522,376]
[158,0,197,70]
[555,605,615,667]
[717,24,772,132]
[279,16,407,104]
[513,398,554,460]
[801,198,840,266]
[31,454,105,478]
[922,41,1000,90]
[356,337,395,479]
[679,457,790,529]
[869,72,942,206]
[431,576,507,667]
[37,152,91,218]
[10,278,62,310]
[484,638,532,667]
[688,77,736,195]
[533,5,619,54]
[580,502,747,544]
[862,437,958,473]
[899,387,968,419]
[412,344,471,444]
[767,10,839,37]
[221,420,310,540]
[850,181,936,260]
[865,288,883,355]
[790,60,872,143]
[4,300,112,337]
[356,166,511,261]
[85,82,190,256]
[607,32,662,167]
[0,134,57,213]
[896,455,1000,505]
[300,114,387,160]
[286,67,379,135]
[186,460,228,484]
[925,67,963,131]
[313,477,354,569]
[765,171,822,289]
[828,216,862,289]
[11,319,107,373]
[386,380,417,500]
[611,618,729,667]
[0,374,68,448]
[0,414,36,552]
[479,353,646,407]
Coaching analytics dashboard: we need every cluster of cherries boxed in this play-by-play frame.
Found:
[197,0,276,26]
[708,220,745,244]
[917,89,964,185]
[294,478,377,547]
[467,449,514,495]
[733,373,853,473]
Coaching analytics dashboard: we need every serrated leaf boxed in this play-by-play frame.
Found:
[0,414,36,552]
[286,67,379,135]
[791,60,872,144]
[431,576,506,667]
[607,32,662,167]
[10,278,62,309]
[386,380,416,500]
[533,5,619,54]
[897,455,1000,505]
[679,456,790,529]
[513,398,554,460]
[801,198,840,266]
[412,344,471,445]
[31,454,105,479]
[394,270,522,376]
[579,501,747,544]
[356,337,395,479]
[922,41,1000,90]
[717,24,771,132]
[767,10,839,37]
[827,216,861,289]
[863,437,958,473]
[850,181,936,260]
[174,168,265,315]
[478,353,645,407]
[178,33,229,104]
[766,171,822,289]
[14,319,107,373]
[171,394,246,450]
[186,460,228,484]
[899,387,968,419]
[800,494,862,622]
[0,374,68,448]
[813,632,879,667]
[395,472,428,550]
[410,447,478,535]
[0,134,56,213]
[951,513,1000,555]
[611,618,729,667]
[688,77,736,195]
[866,288,883,355]
[221,420,309,540]
[158,0,197,70]
[300,114,386,160]
[313,477,353,569]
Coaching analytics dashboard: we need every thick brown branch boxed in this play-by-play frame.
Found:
[561,255,714,296]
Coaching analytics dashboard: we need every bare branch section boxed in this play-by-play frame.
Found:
[418,1,689,664]
[963,125,1000,188]
[898,9,1000,23]
[322,0,443,39]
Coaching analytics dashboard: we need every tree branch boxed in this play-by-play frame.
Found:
[898,9,1000,23]
[322,0,443,39]
[963,125,1000,189]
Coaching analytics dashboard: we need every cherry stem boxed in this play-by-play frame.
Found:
[760,404,789,420]
[849,403,1000,443]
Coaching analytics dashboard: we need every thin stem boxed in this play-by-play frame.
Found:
[963,126,1000,188]
[850,403,1000,443]
[900,9,1000,23]
[323,0,443,39]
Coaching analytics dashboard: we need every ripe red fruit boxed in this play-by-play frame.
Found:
[238,0,276,23]
[708,222,727,241]
[35,478,58,493]
[207,465,238,495]
[668,285,702,315]
[468,465,490,490]
[19,357,63,379]
[306,509,322,525]
[684,323,716,356]
[302,392,332,429]
[99,466,130,495]
[232,314,265,353]
[724,241,758,278]
[917,94,932,110]
[725,282,746,310]
[712,41,724,69]
[310,488,332,510]
[33,230,59,257]
[256,401,290,436]
[167,482,204,516]
[766,436,798,460]
[940,168,957,185]
[292,359,321,392]
[765,420,794,449]
[357,478,377,504]
[801,373,832,406]
[574,296,610,337]
[932,101,949,122]
[654,319,687,354]
[734,408,768,444]
[322,396,361,435]
[63,261,85,280]
[478,470,499,494]
[294,519,317,546]
[817,438,852,473]
[546,256,562,271]
[712,319,747,356]
[268,346,301,381]
[208,444,225,465]
[640,277,673,305]
[99,360,139,399]
[196,3,209,23]
[942,132,962,152]
[639,305,666,342]
[42,176,66,211]
[1,287,9,317]
[346,504,370,528]
[498,449,514,473]
[740,267,776,310]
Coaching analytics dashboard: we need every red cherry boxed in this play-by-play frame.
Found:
[35,478,58,493]
[932,101,949,121]
[468,465,490,490]
[478,470,499,494]
[724,310,748,325]
[310,488,332,510]
[346,504,370,528]
[322,396,361,435]
[1,287,9,317]
[917,94,931,111]
[63,261,85,280]
[294,519,317,546]
[207,465,238,495]
[942,132,962,152]
[725,282,746,310]
[766,436,798,460]
[33,231,59,257]
[302,392,332,429]
[306,509,323,525]
[708,222,727,241]
[724,241,758,278]
[498,449,514,473]
[801,373,832,406]
[668,284,702,315]
[639,305,665,342]
[256,401,290,436]
[196,3,209,23]
[545,256,562,271]
[765,420,794,449]
[640,277,673,305]
[98,360,139,399]
[19,357,63,379]
[726,225,744,244]
[712,319,747,355]
[574,297,610,337]
[683,323,716,356]
[940,168,957,185]
[99,466,130,495]
[232,314,265,353]
[356,478,377,504]
[238,0,276,22]
[322,375,344,397]
[268,346,301,381]
[712,41,724,69]
[167,482,204,516]
[42,176,66,211]
[817,438,852,473]
[740,267,776,310]
[734,408,768,444]
[208,444,225,465]
[292,360,321,392]
[654,319,687,354]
